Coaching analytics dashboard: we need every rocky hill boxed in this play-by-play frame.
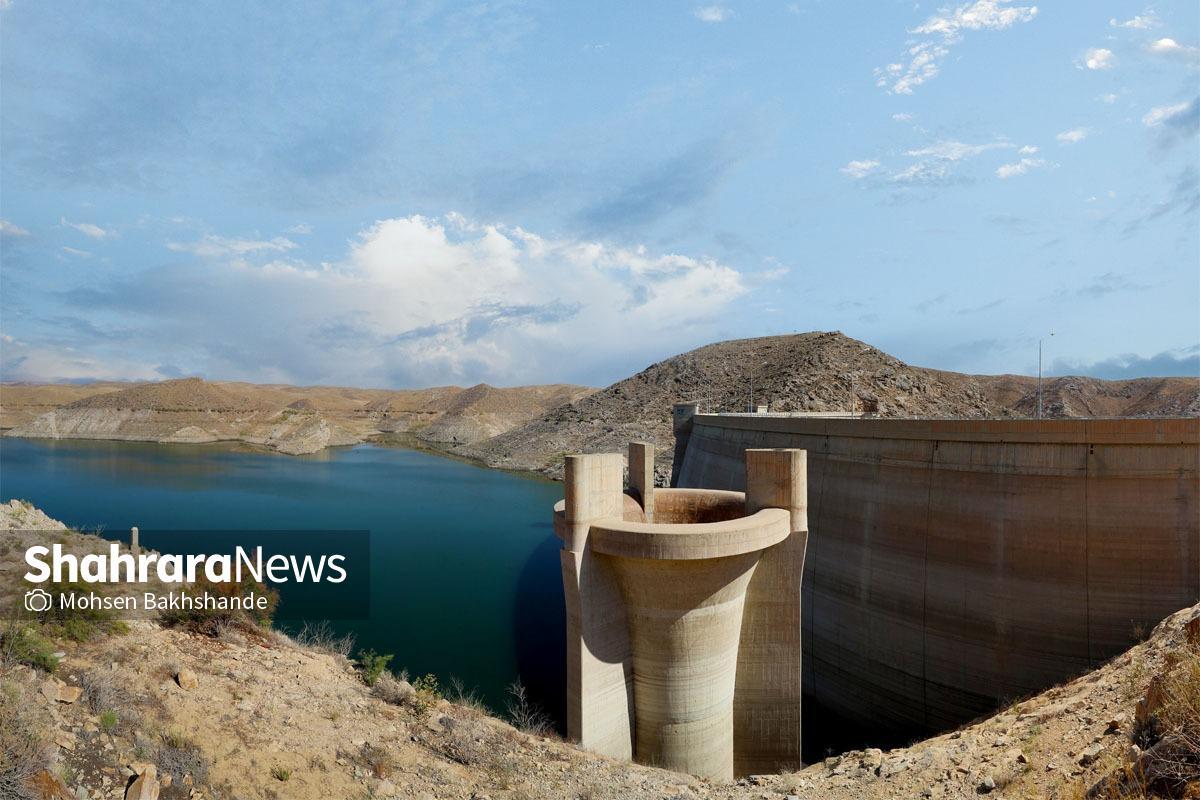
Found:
[3,500,1195,799]
[2,378,592,455]
[464,332,1200,476]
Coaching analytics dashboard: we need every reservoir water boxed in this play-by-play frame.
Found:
[0,437,568,726]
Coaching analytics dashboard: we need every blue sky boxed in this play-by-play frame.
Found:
[1,1,1197,388]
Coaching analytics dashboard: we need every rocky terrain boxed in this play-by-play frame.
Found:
[464,332,1200,477]
[1,378,592,456]
[2,500,1197,800]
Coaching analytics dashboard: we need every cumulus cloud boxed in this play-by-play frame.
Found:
[1018,145,1039,154]
[892,112,914,121]
[21,214,748,387]
[1082,47,1114,70]
[1109,12,1158,30]
[1099,92,1119,104]
[840,159,880,179]
[1056,128,1088,144]
[60,217,112,239]
[907,139,1011,161]
[1147,37,1200,65]
[1143,99,1196,127]
[165,235,298,258]
[875,0,1037,94]
[286,223,313,235]
[693,5,731,23]
[996,157,1046,178]
[0,219,30,237]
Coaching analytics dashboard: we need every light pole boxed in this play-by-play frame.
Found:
[1037,333,1055,419]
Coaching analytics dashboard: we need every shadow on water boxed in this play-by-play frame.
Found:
[512,522,567,734]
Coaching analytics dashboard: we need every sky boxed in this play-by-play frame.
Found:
[1,0,1197,388]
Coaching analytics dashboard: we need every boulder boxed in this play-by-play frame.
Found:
[126,766,160,800]
[175,669,199,690]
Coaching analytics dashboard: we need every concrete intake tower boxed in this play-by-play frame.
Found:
[553,443,809,779]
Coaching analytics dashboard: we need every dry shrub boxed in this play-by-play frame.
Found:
[157,576,278,638]
[157,730,210,786]
[0,679,52,800]
[372,671,415,706]
[506,680,552,736]
[292,620,355,657]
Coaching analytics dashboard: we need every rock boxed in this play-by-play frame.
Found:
[1105,712,1127,734]
[56,685,83,704]
[27,769,74,800]
[1078,743,1104,766]
[978,775,996,793]
[126,767,160,800]
[861,748,883,771]
[175,669,199,690]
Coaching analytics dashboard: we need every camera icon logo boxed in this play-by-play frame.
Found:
[24,588,53,613]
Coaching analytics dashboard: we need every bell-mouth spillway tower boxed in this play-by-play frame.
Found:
[552,442,809,780]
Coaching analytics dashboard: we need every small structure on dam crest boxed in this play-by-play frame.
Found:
[553,442,808,780]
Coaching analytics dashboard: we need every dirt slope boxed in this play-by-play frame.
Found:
[466,332,1199,476]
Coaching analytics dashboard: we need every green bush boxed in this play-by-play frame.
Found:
[158,576,279,637]
[99,710,118,733]
[0,624,60,673]
[356,649,393,687]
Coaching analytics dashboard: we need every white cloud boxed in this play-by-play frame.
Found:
[61,217,112,239]
[61,246,92,257]
[1142,100,1193,127]
[166,235,298,258]
[1099,92,1119,104]
[906,139,1011,161]
[1018,145,1039,154]
[1056,128,1088,144]
[1110,12,1158,29]
[0,219,30,237]
[892,112,914,121]
[286,223,313,235]
[1083,48,1114,70]
[996,157,1046,178]
[23,214,749,386]
[875,0,1037,94]
[694,5,731,23]
[1147,38,1200,64]
[840,159,880,178]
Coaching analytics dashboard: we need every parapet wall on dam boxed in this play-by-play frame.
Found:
[673,409,1200,740]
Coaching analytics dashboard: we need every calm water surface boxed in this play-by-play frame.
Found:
[0,437,567,725]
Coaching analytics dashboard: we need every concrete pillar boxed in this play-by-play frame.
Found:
[736,448,808,774]
[130,526,140,557]
[560,454,634,758]
[627,442,655,522]
[671,403,700,488]
[609,552,762,780]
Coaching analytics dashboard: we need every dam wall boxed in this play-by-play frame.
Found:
[674,412,1199,739]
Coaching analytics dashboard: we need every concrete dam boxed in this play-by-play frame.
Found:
[672,407,1200,749]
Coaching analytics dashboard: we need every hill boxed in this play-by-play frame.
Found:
[2,377,593,455]
[465,332,1199,476]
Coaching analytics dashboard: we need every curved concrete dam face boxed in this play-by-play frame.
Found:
[673,409,1200,748]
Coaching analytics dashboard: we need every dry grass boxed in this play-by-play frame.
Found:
[0,678,52,800]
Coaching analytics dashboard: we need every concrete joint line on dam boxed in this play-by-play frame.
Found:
[670,403,1200,745]
[553,442,809,779]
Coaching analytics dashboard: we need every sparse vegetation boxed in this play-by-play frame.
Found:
[0,621,60,672]
[270,766,291,781]
[0,679,51,800]
[355,649,393,687]
[293,620,355,657]
[98,710,119,733]
[411,673,441,716]
[506,680,552,736]
[156,730,210,785]
[158,576,278,637]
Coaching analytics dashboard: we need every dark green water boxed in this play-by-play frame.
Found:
[0,437,567,724]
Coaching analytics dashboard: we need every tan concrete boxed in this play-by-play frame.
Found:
[628,442,655,522]
[554,445,809,779]
[674,411,1200,739]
